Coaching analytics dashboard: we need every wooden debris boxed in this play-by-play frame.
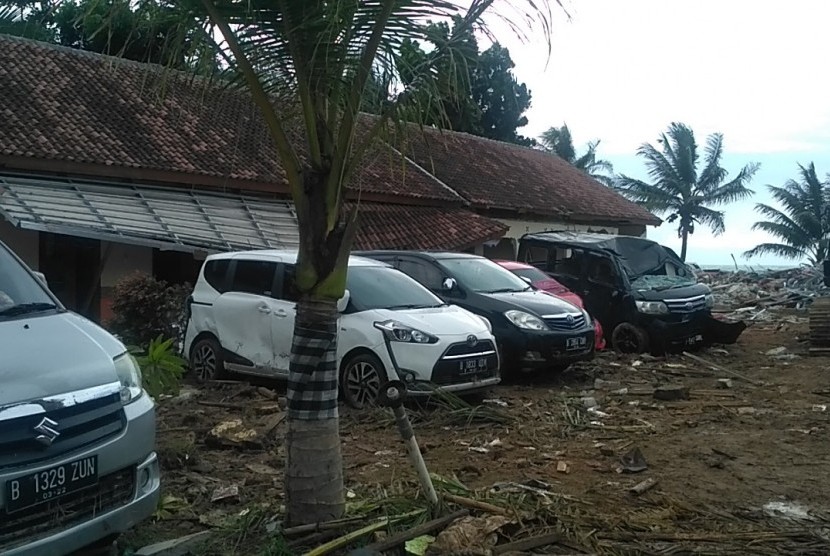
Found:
[683,352,762,385]
[629,477,658,495]
[282,516,369,537]
[492,532,560,555]
[364,510,468,552]
[653,385,690,401]
[303,518,391,556]
[197,400,248,410]
[444,493,510,516]
[556,461,570,473]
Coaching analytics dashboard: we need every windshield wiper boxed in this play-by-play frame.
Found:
[386,303,436,310]
[0,302,58,317]
[485,287,526,294]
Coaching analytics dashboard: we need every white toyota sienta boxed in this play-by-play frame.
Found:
[184,250,501,407]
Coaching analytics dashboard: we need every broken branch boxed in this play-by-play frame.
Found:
[682,352,762,385]
[364,509,468,552]
[444,494,510,516]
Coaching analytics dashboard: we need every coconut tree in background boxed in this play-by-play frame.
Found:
[138,0,552,526]
[539,123,614,184]
[615,122,759,261]
[744,163,830,265]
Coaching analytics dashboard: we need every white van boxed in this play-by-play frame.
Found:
[183,250,500,407]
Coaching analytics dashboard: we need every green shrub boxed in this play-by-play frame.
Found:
[109,272,190,348]
[133,336,186,398]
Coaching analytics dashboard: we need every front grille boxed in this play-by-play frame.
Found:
[0,466,135,550]
[543,312,586,331]
[443,340,496,358]
[664,295,707,314]
[431,341,499,386]
[0,384,125,470]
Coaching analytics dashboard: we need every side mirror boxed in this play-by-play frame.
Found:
[33,271,47,286]
[441,277,457,292]
[337,290,350,313]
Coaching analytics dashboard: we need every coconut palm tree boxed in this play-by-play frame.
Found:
[133,0,551,525]
[539,124,613,184]
[615,122,759,262]
[744,163,830,265]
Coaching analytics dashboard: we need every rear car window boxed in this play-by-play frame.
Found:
[230,260,276,296]
[203,259,230,293]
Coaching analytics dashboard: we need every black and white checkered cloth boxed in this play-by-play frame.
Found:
[286,321,339,420]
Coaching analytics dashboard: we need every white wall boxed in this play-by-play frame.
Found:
[495,218,619,239]
[0,221,39,269]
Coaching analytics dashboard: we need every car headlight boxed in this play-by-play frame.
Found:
[504,310,548,330]
[114,353,143,404]
[704,294,714,308]
[374,320,438,344]
[635,301,669,315]
[476,315,493,333]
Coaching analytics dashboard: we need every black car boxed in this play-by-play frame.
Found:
[355,251,595,372]
[517,231,746,353]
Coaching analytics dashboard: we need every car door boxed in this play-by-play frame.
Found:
[213,258,280,375]
[270,263,300,376]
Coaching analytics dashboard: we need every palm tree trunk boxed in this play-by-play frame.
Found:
[680,229,689,262]
[285,296,345,525]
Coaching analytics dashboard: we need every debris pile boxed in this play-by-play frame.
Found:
[696,266,828,320]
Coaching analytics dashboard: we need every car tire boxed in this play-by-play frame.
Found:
[189,336,226,381]
[340,353,386,409]
[611,322,650,354]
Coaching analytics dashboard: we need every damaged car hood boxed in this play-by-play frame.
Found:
[0,312,124,404]
[487,290,583,316]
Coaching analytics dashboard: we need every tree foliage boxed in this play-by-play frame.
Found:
[0,0,217,70]
[539,123,613,184]
[745,163,830,265]
[615,122,758,261]
[392,17,533,145]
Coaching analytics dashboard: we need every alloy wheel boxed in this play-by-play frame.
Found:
[192,342,217,381]
[345,361,381,408]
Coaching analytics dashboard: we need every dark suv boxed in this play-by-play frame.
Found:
[356,251,595,372]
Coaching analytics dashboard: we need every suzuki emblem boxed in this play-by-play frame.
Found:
[33,417,60,448]
[466,335,478,347]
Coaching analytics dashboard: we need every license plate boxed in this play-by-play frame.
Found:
[6,456,98,513]
[685,334,704,346]
[566,336,588,351]
[458,357,488,375]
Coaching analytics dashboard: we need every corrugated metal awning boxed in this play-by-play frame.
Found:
[0,174,299,252]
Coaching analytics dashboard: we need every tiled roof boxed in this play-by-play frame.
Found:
[350,203,507,250]
[399,127,661,225]
[0,35,460,204]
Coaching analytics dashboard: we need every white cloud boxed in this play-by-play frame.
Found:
[488,0,830,155]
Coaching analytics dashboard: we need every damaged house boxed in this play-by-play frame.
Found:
[0,35,658,323]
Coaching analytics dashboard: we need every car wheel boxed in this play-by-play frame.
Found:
[190,337,226,381]
[611,322,650,354]
[341,353,385,409]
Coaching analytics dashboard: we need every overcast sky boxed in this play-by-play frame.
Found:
[489,0,830,268]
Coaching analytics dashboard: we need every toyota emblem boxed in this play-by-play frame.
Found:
[684,302,693,311]
[565,314,575,324]
[466,335,478,347]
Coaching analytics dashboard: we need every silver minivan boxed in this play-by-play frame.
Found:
[0,240,160,554]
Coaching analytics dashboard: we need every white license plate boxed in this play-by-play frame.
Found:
[566,336,588,351]
[458,357,488,375]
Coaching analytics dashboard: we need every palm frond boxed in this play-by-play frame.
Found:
[743,242,808,261]
[696,132,726,191]
[636,142,684,193]
[703,162,757,205]
[693,206,725,235]
[539,124,576,162]
[614,176,683,211]
[664,122,698,186]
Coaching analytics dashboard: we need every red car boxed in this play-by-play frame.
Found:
[496,260,606,350]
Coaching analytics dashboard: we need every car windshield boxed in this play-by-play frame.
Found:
[630,261,696,290]
[0,245,56,318]
[511,267,553,283]
[440,258,531,294]
[347,266,444,311]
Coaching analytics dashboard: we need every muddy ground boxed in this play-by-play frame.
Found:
[118,314,830,555]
